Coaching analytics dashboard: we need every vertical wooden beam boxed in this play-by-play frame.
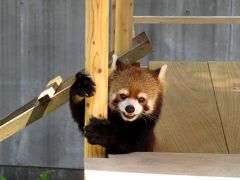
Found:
[114,0,134,55]
[85,0,109,158]
[111,0,116,51]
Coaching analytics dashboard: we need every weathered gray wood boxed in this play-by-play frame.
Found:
[0,0,85,169]
[230,0,240,60]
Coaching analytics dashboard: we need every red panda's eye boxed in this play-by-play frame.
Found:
[120,94,127,100]
[138,97,145,103]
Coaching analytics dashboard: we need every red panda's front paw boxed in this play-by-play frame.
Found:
[84,117,117,147]
[70,72,96,98]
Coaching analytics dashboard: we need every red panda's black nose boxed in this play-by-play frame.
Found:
[125,105,135,113]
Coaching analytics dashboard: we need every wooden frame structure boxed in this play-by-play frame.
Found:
[1,0,240,179]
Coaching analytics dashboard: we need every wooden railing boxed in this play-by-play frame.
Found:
[133,16,240,24]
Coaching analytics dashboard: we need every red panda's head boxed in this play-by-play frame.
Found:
[109,55,167,122]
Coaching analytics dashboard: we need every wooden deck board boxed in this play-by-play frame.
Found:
[149,61,228,153]
[209,62,240,153]
[85,152,240,179]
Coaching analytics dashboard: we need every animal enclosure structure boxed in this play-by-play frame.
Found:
[1,0,240,179]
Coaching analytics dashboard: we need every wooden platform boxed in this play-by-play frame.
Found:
[149,61,240,154]
[85,152,240,180]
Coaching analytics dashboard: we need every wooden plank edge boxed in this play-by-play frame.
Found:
[38,76,63,103]
[134,16,240,24]
[85,152,240,179]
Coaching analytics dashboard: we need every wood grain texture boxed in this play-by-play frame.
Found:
[134,16,240,24]
[149,61,228,153]
[85,152,240,179]
[84,0,109,158]
[111,0,116,51]
[114,0,133,55]
[209,62,240,153]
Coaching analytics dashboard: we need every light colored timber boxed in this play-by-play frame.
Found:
[111,0,116,51]
[85,152,240,179]
[149,61,228,153]
[38,76,63,103]
[134,16,240,24]
[84,0,109,158]
[114,0,134,55]
[0,33,152,142]
[209,62,240,153]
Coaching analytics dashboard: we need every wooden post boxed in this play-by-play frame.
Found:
[111,0,116,51]
[84,0,109,158]
[114,0,134,55]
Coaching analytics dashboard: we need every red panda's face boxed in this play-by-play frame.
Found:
[109,57,167,122]
[109,87,154,121]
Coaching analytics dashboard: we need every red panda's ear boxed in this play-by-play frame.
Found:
[116,60,128,71]
[153,64,168,82]
[109,54,128,74]
[109,54,118,73]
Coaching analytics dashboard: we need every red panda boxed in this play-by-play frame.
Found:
[69,55,167,154]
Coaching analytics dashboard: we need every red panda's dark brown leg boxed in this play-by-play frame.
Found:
[69,72,96,133]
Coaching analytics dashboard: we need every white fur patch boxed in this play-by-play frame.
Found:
[111,93,116,101]
[118,89,129,95]
[146,100,154,114]
[138,92,148,99]
[159,64,168,82]
[109,54,118,74]
[119,99,143,122]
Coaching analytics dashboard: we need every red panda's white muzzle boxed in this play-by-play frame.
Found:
[119,99,143,121]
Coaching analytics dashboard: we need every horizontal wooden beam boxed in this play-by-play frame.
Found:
[85,152,240,180]
[134,16,240,24]
[0,32,153,142]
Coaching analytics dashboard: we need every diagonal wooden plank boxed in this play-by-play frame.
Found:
[209,61,240,153]
[149,61,228,153]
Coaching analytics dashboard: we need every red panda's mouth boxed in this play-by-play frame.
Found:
[123,112,136,119]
